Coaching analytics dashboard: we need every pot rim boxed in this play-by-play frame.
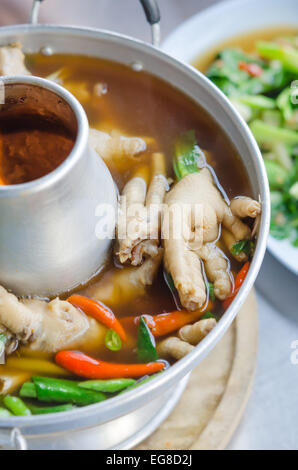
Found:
[0,23,270,431]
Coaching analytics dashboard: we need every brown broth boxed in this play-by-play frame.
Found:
[3,52,252,371]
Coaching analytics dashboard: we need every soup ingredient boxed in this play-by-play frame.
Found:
[5,357,69,377]
[28,403,76,415]
[0,286,90,353]
[115,152,167,266]
[230,196,261,218]
[178,318,217,344]
[67,295,126,342]
[105,329,122,352]
[165,132,259,310]
[121,301,213,338]
[157,317,217,360]
[0,43,31,76]
[55,350,165,379]
[78,378,136,393]
[21,377,106,406]
[89,128,146,161]
[230,239,255,258]
[0,369,31,395]
[157,337,194,360]
[222,261,250,309]
[87,248,163,307]
[3,396,31,416]
[206,36,298,246]
[137,317,158,362]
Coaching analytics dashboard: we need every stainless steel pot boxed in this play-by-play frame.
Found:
[0,0,270,450]
[0,76,117,297]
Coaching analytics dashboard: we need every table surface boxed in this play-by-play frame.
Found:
[2,0,298,451]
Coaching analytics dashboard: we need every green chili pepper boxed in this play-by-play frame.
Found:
[137,317,159,363]
[105,329,122,352]
[3,396,31,416]
[28,403,76,415]
[31,377,106,405]
[78,378,136,393]
[0,407,12,417]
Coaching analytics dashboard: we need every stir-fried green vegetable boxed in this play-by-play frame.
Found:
[207,34,298,246]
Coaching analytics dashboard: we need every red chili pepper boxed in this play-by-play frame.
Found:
[238,61,263,77]
[67,295,126,342]
[55,351,165,379]
[222,262,250,310]
[121,300,213,338]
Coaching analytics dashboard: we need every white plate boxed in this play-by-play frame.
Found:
[162,0,298,276]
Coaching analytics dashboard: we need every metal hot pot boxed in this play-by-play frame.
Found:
[0,0,270,450]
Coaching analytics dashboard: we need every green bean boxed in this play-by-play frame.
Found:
[3,396,31,416]
[0,407,12,417]
[20,382,38,399]
[28,403,76,415]
[78,378,136,393]
[32,377,106,405]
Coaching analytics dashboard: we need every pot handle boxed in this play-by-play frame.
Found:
[30,0,161,47]
[0,427,27,450]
